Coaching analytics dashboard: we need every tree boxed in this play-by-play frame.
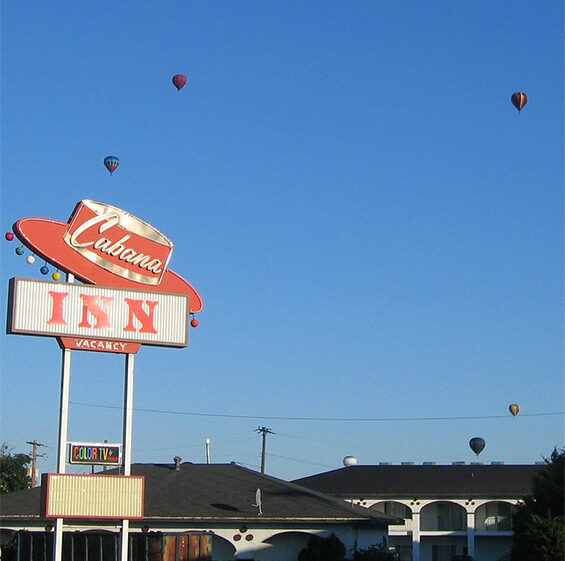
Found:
[0,444,31,494]
[298,533,346,561]
[352,543,397,561]
[510,448,565,561]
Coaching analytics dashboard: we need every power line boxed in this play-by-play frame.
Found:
[267,452,335,469]
[69,401,564,422]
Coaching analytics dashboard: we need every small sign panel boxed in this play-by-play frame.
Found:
[69,442,121,465]
[8,278,189,347]
[58,337,141,354]
[43,474,144,519]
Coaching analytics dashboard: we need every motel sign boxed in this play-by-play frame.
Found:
[6,200,203,561]
[8,277,190,347]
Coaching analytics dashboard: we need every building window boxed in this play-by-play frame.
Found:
[395,544,413,561]
[8,531,211,561]
[421,502,466,531]
[130,533,212,561]
[432,544,456,561]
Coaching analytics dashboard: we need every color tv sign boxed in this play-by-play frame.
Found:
[7,200,203,351]
[69,442,121,466]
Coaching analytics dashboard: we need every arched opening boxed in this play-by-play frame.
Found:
[475,501,515,531]
[371,501,413,520]
[420,502,467,531]
[261,531,312,561]
[210,535,236,560]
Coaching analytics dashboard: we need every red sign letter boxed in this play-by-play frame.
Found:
[123,299,158,334]
[47,291,68,325]
[78,295,114,329]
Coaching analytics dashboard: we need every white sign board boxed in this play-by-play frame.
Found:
[44,474,144,519]
[8,278,189,347]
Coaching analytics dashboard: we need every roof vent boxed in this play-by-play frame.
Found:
[173,456,182,471]
[379,462,392,465]
[343,456,358,467]
[401,462,414,465]
[491,461,505,465]
[452,461,466,465]
[423,462,437,465]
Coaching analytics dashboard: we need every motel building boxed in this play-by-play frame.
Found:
[294,461,542,561]
[0,461,395,561]
[0,460,543,561]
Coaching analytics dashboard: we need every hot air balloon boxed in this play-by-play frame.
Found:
[104,156,119,175]
[509,403,520,417]
[511,92,528,112]
[172,74,187,91]
[469,437,486,457]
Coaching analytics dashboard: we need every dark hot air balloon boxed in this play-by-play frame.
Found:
[172,74,187,91]
[509,403,520,417]
[104,156,119,175]
[469,437,486,457]
[511,92,528,112]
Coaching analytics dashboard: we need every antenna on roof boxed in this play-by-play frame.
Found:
[252,488,263,516]
[173,456,182,471]
[205,439,211,464]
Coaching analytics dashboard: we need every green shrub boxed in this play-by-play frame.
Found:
[298,533,346,561]
[352,544,397,561]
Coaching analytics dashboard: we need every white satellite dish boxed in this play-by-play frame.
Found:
[253,487,263,515]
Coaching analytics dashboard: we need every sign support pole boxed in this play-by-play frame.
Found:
[52,273,74,561]
[119,353,135,561]
[53,346,72,561]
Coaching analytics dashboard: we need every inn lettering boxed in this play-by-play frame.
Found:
[48,290,158,334]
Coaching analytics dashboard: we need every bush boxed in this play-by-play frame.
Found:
[352,544,397,561]
[298,533,346,561]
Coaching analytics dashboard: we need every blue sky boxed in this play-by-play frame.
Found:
[1,1,563,481]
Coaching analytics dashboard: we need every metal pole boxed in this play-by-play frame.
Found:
[53,273,74,561]
[119,520,130,561]
[260,430,267,474]
[255,427,274,474]
[119,353,135,561]
[205,439,211,464]
[122,353,135,475]
[53,346,72,561]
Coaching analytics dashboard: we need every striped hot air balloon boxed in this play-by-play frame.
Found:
[509,403,520,417]
[103,156,119,175]
[511,92,528,112]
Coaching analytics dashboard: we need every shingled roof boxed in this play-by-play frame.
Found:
[293,464,542,500]
[0,463,395,526]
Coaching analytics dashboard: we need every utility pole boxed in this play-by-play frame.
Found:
[255,427,274,474]
[26,440,46,488]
